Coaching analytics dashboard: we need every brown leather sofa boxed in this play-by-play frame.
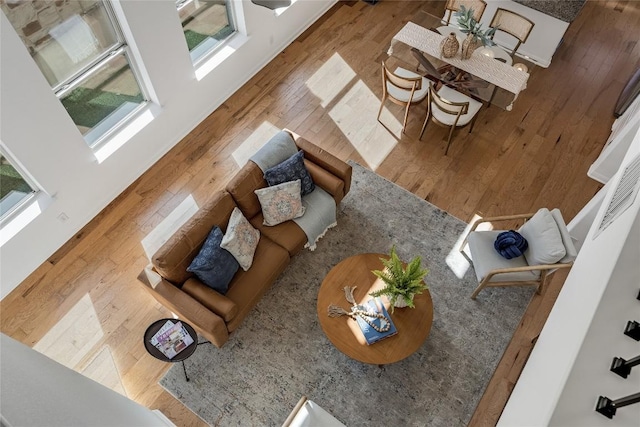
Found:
[138,130,351,347]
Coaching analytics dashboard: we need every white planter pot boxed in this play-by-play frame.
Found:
[394,295,412,308]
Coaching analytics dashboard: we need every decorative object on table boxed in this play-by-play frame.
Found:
[326,286,398,345]
[454,5,496,59]
[513,63,529,73]
[440,32,459,58]
[368,246,429,311]
[494,230,528,259]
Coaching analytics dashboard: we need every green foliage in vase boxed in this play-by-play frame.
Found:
[369,246,429,312]
[454,5,497,46]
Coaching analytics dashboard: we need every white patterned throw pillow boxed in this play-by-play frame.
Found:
[220,207,260,271]
[255,180,306,226]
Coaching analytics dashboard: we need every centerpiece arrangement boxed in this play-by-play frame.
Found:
[454,5,497,59]
[369,246,429,311]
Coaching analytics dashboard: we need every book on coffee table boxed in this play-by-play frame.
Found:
[355,298,397,345]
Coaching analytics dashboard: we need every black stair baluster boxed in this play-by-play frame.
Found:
[596,392,640,419]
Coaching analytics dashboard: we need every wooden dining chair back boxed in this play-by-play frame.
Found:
[443,0,487,24]
[420,84,482,155]
[378,60,429,133]
[489,8,535,56]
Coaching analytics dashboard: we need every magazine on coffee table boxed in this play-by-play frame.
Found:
[151,320,194,359]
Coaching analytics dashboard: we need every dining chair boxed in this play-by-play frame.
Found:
[443,0,487,25]
[488,8,535,57]
[378,60,429,133]
[420,84,482,155]
[459,208,577,299]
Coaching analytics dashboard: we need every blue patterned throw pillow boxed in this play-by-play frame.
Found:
[264,150,315,196]
[187,226,239,294]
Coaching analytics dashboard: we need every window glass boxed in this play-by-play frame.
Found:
[176,0,235,62]
[1,0,146,147]
[0,154,36,217]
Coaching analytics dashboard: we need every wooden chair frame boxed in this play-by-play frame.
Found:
[420,85,479,155]
[378,61,427,133]
[282,396,308,427]
[460,213,574,299]
[489,8,535,56]
[443,0,487,25]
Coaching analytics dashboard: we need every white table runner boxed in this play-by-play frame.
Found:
[389,22,529,108]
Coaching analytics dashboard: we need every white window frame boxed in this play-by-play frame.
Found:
[176,0,238,66]
[48,1,149,150]
[0,148,39,224]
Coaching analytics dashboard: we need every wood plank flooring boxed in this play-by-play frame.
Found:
[2,1,639,425]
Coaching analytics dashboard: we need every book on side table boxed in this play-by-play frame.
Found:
[150,320,194,359]
[355,298,397,345]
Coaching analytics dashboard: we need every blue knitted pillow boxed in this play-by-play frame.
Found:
[187,226,239,294]
[264,150,315,196]
[494,230,528,259]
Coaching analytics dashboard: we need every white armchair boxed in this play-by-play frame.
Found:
[282,396,345,427]
[460,208,578,299]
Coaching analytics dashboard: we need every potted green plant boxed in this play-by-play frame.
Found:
[454,5,497,58]
[369,246,429,312]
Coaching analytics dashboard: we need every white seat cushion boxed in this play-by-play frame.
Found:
[387,67,429,103]
[518,208,566,266]
[467,230,540,283]
[431,85,483,126]
[289,400,345,427]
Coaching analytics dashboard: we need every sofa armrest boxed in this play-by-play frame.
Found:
[286,129,352,196]
[304,160,345,203]
[138,266,230,348]
[182,278,239,323]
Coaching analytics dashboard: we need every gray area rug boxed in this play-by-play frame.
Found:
[160,162,533,426]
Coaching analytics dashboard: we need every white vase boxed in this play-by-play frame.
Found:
[394,295,412,308]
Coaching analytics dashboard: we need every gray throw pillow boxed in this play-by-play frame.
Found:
[186,226,239,294]
[264,150,315,195]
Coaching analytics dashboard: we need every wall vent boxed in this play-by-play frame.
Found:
[595,153,640,237]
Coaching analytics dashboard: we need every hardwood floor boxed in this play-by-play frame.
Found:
[2,1,639,425]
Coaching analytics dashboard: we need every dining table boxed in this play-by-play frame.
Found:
[386,10,532,111]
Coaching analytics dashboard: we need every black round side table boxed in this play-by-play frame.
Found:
[143,318,205,382]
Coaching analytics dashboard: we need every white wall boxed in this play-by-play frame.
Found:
[0,333,174,426]
[498,124,640,425]
[0,0,336,298]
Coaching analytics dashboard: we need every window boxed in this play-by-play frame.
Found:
[176,0,236,63]
[1,1,147,147]
[0,153,36,218]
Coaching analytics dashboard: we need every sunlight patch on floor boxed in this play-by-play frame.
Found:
[80,345,127,397]
[446,214,494,279]
[329,79,401,170]
[231,121,281,167]
[33,293,103,369]
[306,53,356,108]
[141,194,200,259]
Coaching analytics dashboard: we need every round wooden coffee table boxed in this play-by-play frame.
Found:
[317,253,433,365]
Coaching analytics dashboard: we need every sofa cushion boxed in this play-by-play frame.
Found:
[249,212,307,256]
[255,180,305,226]
[186,226,239,294]
[182,277,239,322]
[519,208,566,266]
[221,207,261,271]
[226,161,267,219]
[265,150,315,196]
[225,235,290,332]
[152,192,237,285]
